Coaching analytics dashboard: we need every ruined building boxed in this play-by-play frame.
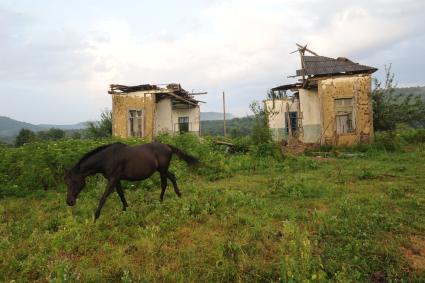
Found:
[267,45,378,146]
[109,84,204,140]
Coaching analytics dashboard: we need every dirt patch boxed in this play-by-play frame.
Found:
[280,139,314,156]
[402,236,425,271]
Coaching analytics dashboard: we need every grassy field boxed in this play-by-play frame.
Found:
[1,138,425,282]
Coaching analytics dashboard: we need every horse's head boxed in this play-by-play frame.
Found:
[64,169,86,206]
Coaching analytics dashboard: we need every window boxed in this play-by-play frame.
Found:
[285,111,298,136]
[178,116,189,133]
[335,98,355,134]
[128,109,143,137]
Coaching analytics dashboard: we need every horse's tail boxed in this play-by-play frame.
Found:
[167,144,199,166]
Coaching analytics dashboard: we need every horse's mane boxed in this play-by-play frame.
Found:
[73,142,125,173]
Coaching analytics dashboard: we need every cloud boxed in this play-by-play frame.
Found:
[1,0,424,123]
[86,0,425,115]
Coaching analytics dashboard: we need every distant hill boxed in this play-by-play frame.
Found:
[393,86,425,98]
[38,122,87,130]
[0,116,87,142]
[201,112,233,121]
[0,116,45,137]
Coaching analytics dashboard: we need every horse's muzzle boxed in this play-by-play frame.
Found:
[67,198,76,206]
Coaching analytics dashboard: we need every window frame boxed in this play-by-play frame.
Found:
[178,116,190,133]
[334,98,356,134]
[127,109,144,138]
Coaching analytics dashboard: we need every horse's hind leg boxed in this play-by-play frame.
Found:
[167,171,181,197]
[116,181,128,211]
[159,172,168,202]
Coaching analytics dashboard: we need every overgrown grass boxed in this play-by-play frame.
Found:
[1,132,425,282]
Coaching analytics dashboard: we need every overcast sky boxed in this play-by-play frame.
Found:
[1,0,424,124]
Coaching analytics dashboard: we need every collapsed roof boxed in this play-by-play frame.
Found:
[296,56,377,77]
[272,44,378,92]
[109,83,205,107]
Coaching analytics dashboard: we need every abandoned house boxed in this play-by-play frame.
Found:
[109,83,204,139]
[266,45,378,146]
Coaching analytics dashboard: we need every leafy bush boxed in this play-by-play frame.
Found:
[85,109,112,139]
[374,131,405,152]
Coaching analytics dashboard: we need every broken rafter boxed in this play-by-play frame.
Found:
[164,91,198,106]
[295,43,319,56]
[189,92,208,95]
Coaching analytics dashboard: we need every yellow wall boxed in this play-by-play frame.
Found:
[111,92,156,140]
[318,74,374,146]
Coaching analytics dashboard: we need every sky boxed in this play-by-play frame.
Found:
[1,0,424,124]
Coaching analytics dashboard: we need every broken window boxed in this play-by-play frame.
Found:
[335,98,355,134]
[178,116,189,133]
[286,111,298,136]
[128,109,144,137]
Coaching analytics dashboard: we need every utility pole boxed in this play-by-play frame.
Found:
[222,91,227,137]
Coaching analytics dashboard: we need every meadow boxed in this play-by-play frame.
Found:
[0,131,425,282]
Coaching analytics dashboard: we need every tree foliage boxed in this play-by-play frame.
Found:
[249,101,273,145]
[372,65,425,131]
[201,117,255,137]
[85,109,112,139]
[37,128,65,141]
[14,129,37,147]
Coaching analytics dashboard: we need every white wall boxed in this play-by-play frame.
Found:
[265,98,299,141]
[171,105,200,134]
[299,89,321,125]
[265,98,299,129]
[154,98,173,135]
[299,89,322,143]
[154,98,201,135]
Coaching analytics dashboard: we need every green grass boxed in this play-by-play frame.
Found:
[1,142,425,282]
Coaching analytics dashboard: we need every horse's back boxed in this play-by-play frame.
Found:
[115,143,172,180]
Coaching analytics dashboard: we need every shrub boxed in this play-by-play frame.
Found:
[374,131,405,152]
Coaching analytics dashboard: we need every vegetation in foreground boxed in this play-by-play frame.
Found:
[0,131,425,282]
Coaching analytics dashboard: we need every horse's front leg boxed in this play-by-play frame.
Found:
[116,181,128,211]
[95,179,117,220]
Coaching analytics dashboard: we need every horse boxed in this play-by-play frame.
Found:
[64,142,198,220]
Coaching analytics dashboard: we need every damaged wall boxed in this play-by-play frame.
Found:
[318,74,374,146]
[171,106,201,134]
[299,89,321,143]
[112,92,156,140]
[265,98,299,141]
[154,98,200,135]
[154,98,173,135]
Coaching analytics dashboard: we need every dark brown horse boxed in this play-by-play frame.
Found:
[64,142,198,220]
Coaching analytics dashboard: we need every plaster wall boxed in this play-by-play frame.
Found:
[299,89,321,143]
[265,99,299,141]
[111,92,156,140]
[318,74,374,146]
[154,98,173,135]
[171,106,200,134]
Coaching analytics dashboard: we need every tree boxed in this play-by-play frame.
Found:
[71,131,82,139]
[37,128,65,141]
[15,129,37,147]
[372,64,425,131]
[85,109,113,139]
[249,101,273,145]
